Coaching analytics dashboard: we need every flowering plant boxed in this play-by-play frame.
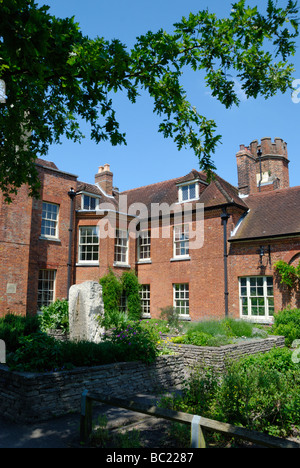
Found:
[105,321,160,364]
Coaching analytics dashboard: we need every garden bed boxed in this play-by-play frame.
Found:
[163,335,286,373]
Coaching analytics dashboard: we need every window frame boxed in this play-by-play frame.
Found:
[137,230,151,262]
[41,202,59,239]
[114,228,129,266]
[78,226,100,264]
[178,181,199,203]
[173,224,190,259]
[81,193,100,211]
[37,269,56,311]
[173,283,190,317]
[140,284,151,317]
[239,276,274,323]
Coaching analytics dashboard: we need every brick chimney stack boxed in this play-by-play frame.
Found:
[236,137,289,196]
[95,164,113,195]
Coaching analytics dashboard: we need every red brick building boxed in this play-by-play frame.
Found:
[0,137,299,323]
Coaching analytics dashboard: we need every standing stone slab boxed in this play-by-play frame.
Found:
[69,281,104,343]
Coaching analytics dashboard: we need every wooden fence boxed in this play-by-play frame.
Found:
[80,390,300,448]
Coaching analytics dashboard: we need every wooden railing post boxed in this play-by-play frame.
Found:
[80,389,93,443]
[191,415,206,448]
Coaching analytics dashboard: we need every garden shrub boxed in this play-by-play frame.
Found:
[39,299,69,333]
[171,319,257,347]
[0,313,40,352]
[7,331,64,372]
[104,321,160,364]
[121,270,142,321]
[272,308,300,346]
[163,347,300,440]
[6,320,161,372]
[160,306,182,333]
[99,269,122,316]
[99,269,142,324]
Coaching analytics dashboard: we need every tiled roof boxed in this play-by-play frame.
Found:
[35,158,59,170]
[76,181,119,208]
[230,186,300,241]
[121,170,246,211]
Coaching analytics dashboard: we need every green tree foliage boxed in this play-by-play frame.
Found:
[0,0,298,200]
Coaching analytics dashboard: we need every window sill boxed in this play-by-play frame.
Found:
[39,236,61,243]
[170,256,191,262]
[178,315,191,321]
[113,262,131,269]
[76,263,99,267]
[136,259,152,264]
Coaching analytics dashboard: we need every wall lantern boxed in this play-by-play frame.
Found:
[259,245,271,266]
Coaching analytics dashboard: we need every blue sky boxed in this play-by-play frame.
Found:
[37,0,300,192]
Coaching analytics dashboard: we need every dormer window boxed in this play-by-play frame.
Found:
[81,194,99,211]
[178,182,199,202]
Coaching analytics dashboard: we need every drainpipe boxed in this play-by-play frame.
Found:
[67,188,76,299]
[220,207,230,318]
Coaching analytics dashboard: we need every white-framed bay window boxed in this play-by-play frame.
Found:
[78,226,99,264]
[173,283,189,317]
[239,276,274,322]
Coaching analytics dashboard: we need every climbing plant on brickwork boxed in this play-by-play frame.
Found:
[0,0,298,201]
[274,260,300,289]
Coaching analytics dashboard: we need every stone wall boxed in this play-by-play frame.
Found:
[0,355,185,423]
[0,336,285,423]
[166,336,285,373]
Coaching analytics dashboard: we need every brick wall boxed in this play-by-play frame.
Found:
[0,164,77,316]
[137,206,243,321]
[0,185,32,316]
[228,236,300,318]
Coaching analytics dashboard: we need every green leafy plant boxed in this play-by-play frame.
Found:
[7,331,64,372]
[0,313,40,352]
[274,260,300,289]
[99,270,142,325]
[161,348,300,443]
[104,321,160,364]
[121,271,142,321]
[99,269,122,316]
[160,306,183,333]
[39,299,69,333]
[272,307,300,346]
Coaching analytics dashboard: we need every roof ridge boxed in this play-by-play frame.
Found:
[121,169,206,194]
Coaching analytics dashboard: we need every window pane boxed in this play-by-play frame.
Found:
[173,284,189,315]
[38,270,56,310]
[189,184,196,199]
[79,226,99,262]
[41,202,59,237]
[239,277,274,320]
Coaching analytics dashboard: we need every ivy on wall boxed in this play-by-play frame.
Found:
[99,269,141,321]
[274,260,300,289]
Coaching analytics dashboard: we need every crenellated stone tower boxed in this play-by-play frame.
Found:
[236,137,290,196]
